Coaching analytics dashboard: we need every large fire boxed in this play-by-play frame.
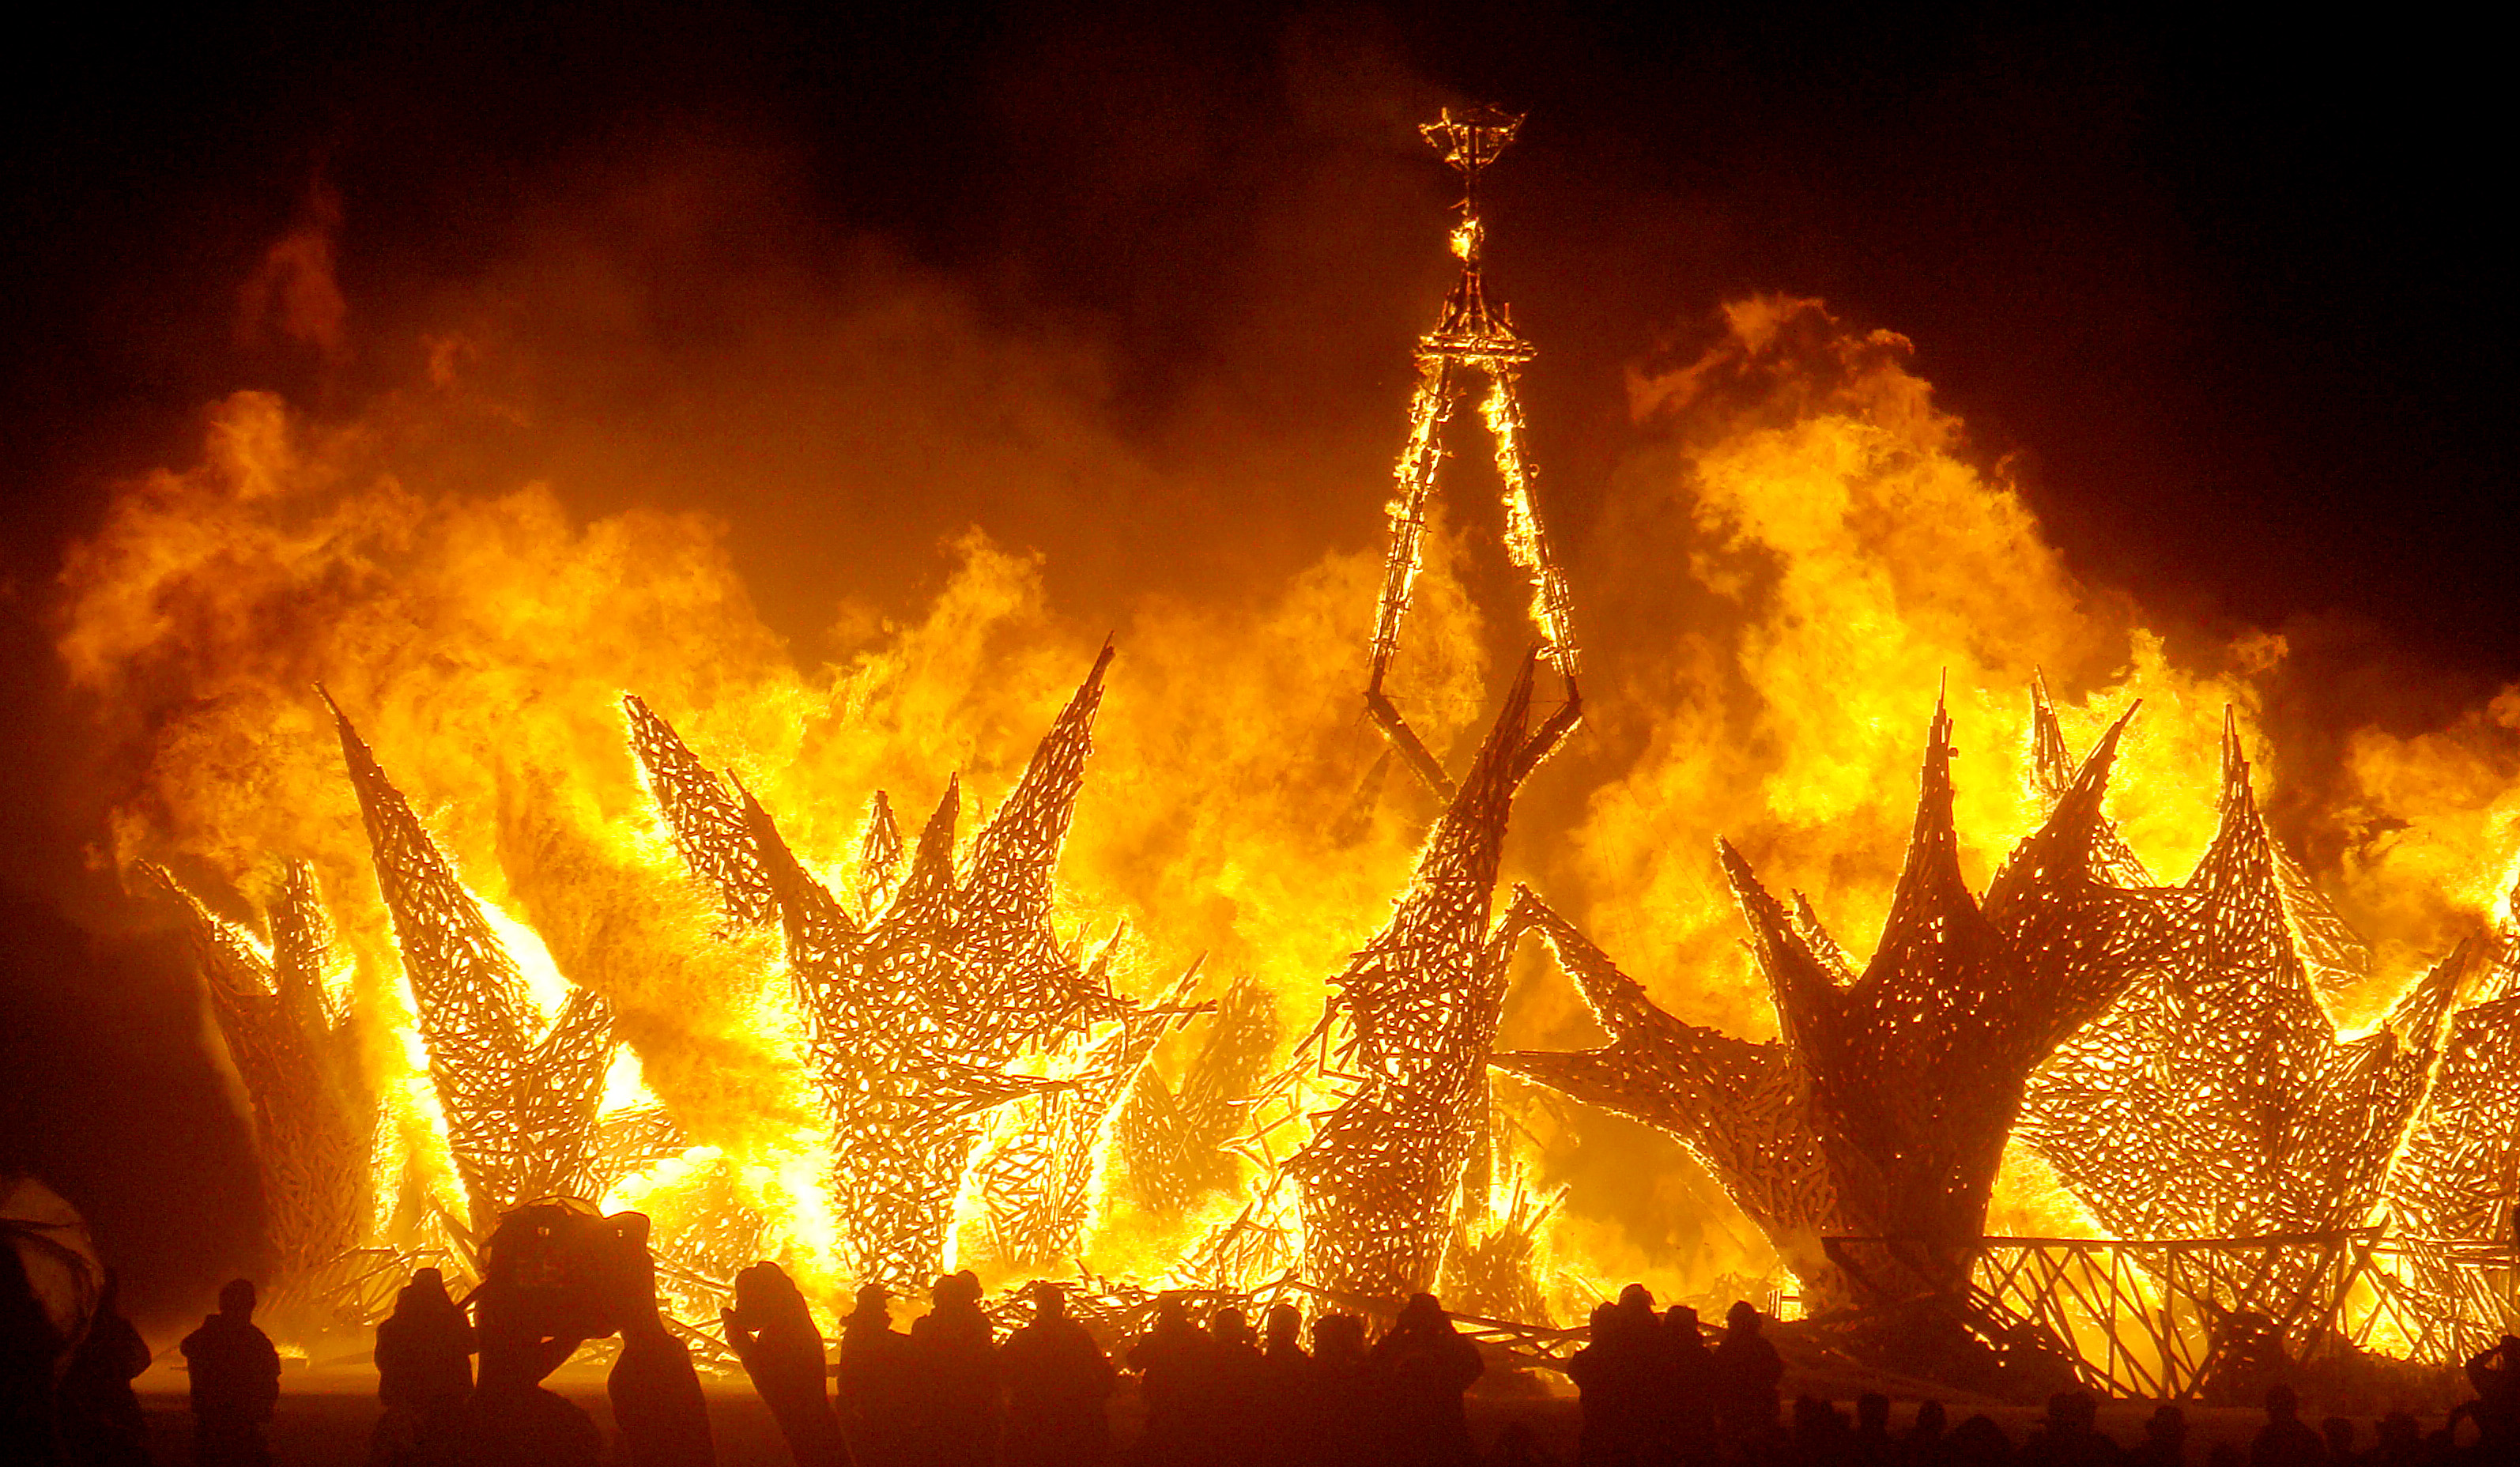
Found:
[47,112,2520,1379]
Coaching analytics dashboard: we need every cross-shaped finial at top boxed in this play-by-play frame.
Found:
[1420,105,1524,187]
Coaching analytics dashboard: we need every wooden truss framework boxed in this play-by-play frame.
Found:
[141,861,373,1311]
[330,699,683,1233]
[972,965,1208,1268]
[631,646,1183,1286]
[2016,706,2463,1332]
[1493,696,2161,1314]
[2372,902,2520,1348]
[1367,106,1580,799]
[2349,1237,2520,1366]
[1826,1231,2380,1400]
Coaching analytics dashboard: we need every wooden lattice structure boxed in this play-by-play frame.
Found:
[330,698,658,1232]
[1277,655,1562,1299]
[2371,895,2520,1356]
[1495,696,2160,1313]
[972,964,1207,1267]
[141,861,373,1310]
[1119,972,1282,1213]
[633,647,1177,1287]
[2016,711,2463,1333]
[2351,1236,2520,1365]
[1828,1231,2382,1400]
[1366,106,1580,798]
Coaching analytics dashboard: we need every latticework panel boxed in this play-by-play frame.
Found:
[973,975,1205,1267]
[1119,971,1283,1212]
[1285,658,1550,1299]
[2375,907,2520,1334]
[331,701,621,1229]
[1827,1231,2382,1400]
[1439,1170,1560,1325]
[144,862,372,1294]
[2018,715,2460,1324]
[1495,695,2153,1312]
[625,694,777,926]
[648,647,1158,1288]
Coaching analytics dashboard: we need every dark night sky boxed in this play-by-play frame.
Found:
[2,3,2512,1328]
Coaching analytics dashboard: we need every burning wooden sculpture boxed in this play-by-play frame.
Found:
[1494,697,2157,1313]
[2015,711,2462,1335]
[331,700,677,1232]
[141,861,372,1308]
[1281,655,1563,1299]
[632,646,1180,1285]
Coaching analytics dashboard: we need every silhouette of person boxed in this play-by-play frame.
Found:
[369,1265,473,1467]
[1367,1294,1483,1467]
[2126,1405,2184,1467]
[725,1261,846,1467]
[1570,1302,1645,1467]
[911,1272,998,1467]
[602,1213,714,1467]
[2,1228,70,1465]
[1205,1307,1267,1467]
[1125,1297,1210,1467]
[1709,1303,1782,1440]
[998,1282,1114,1467]
[180,1279,280,1467]
[2019,1391,2114,1467]
[1903,1401,1949,1467]
[2316,1419,2352,1463]
[1850,1393,1896,1467]
[1307,1314,1378,1467]
[839,1285,915,1467]
[58,1269,150,1467]
[2469,1333,2520,1439]
[1254,1303,1311,1467]
[2246,1385,2321,1467]
[2366,1411,2421,1467]
[1658,1306,1713,1462]
[1788,1395,1847,1467]
[1614,1286,1656,1339]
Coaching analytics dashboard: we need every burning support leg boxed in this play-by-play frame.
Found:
[1281,654,1561,1299]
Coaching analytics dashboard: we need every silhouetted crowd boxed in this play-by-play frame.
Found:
[18,1222,2520,1467]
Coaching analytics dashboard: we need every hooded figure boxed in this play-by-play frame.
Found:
[725,1261,847,1467]
[370,1266,475,1466]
